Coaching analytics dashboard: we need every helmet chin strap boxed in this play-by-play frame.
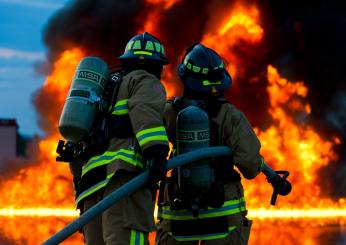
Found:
[211,86,219,97]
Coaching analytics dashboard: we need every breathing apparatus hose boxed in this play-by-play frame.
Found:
[41,146,232,245]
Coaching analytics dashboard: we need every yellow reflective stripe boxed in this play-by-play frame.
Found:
[158,197,246,220]
[130,230,136,245]
[82,152,143,176]
[139,135,168,147]
[112,109,129,115]
[136,126,168,147]
[130,230,144,245]
[139,232,144,245]
[154,42,161,53]
[136,126,166,138]
[202,68,209,74]
[75,173,114,205]
[132,40,141,49]
[202,80,222,86]
[117,154,143,168]
[114,99,128,106]
[145,41,155,51]
[82,149,143,176]
[229,226,237,232]
[134,51,153,56]
[125,41,134,51]
[112,99,129,115]
[192,65,201,73]
[158,206,246,220]
[82,151,118,170]
[173,226,237,241]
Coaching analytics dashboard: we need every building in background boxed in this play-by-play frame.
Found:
[0,119,18,161]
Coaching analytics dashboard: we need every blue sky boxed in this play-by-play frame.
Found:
[0,0,69,136]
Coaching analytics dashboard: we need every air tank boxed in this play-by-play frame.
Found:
[176,105,213,197]
[58,57,109,142]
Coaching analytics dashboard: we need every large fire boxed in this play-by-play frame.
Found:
[243,65,343,210]
[0,1,345,245]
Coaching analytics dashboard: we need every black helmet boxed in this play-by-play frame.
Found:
[178,44,232,93]
[118,32,169,65]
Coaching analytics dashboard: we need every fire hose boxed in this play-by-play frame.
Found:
[41,146,291,245]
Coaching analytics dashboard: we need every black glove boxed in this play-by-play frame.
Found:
[143,145,169,189]
[269,175,291,196]
[56,140,76,162]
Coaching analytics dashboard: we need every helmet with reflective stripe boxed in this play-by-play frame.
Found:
[178,44,232,93]
[118,32,169,65]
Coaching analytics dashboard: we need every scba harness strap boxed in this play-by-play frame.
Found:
[107,71,135,139]
[107,72,135,139]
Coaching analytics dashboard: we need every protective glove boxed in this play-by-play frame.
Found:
[56,140,76,162]
[269,174,292,196]
[143,144,169,189]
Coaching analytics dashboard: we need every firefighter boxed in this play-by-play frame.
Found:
[71,32,170,245]
[155,43,264,245]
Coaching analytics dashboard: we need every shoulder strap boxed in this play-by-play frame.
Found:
[109,71,123,109]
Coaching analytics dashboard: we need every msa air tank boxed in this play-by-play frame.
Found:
[176,106,214,200]
[58,57,109,142]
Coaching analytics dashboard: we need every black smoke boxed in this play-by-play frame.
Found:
[43,0,147,65]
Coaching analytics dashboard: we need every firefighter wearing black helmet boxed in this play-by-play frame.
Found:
[71,32,169,245]
[155,44,263,245]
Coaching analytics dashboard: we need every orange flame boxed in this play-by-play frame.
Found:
[0,50,84,210]
[242,65,342,210]
[146,0,181,10]
[139,0,180,33]
[0,49,85,243]
[202,3,264,78]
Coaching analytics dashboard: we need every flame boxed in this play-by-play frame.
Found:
[202,3,264,78]
[241,65,342,210]
[146,0,181,10]
[161,67,177,99]
[139,0,180,33]
[0,217,82,245]
[0,49,85,243]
